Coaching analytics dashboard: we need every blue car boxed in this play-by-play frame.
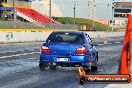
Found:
[39,31,98,71]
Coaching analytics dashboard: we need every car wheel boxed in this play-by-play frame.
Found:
[39,63,44,71]
[83,66,91,72]
[39,63,50,71]
[91,54,98,71]
[50,65,56,70]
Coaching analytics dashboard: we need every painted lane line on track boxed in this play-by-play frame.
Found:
[115,42,121,44]
[0,52,40,59]
[106,43,113,45]
[105,84,132,88]
[97,41,122,46]
[98,44,105,46]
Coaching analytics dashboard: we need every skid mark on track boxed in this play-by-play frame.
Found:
[0,75,39,88]
[0,59,38,78]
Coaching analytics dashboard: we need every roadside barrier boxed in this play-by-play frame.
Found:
[0,29,53,32]
[0,29,79,32]
[0,29,125,43]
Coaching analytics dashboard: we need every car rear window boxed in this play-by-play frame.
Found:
[46,32,84,44]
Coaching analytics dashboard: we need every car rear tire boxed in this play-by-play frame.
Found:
[39,63,50,71]
[39,63,56,71]
[83,66,91,73]
[50,65,56,70]
[39,63,44,71]
[91,54,98,71]
[91,66,98,71]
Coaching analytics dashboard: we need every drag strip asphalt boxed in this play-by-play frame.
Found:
[0,37,123,88]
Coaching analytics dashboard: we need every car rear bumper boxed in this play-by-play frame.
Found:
[40,54,91,66]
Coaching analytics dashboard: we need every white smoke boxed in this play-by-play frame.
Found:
[31,0,63,17]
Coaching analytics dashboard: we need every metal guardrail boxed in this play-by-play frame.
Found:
[0,21,79,30]
[0,29,52,32]
[0,29,80,32]
[0,21,40,29]
[41,24,79,30]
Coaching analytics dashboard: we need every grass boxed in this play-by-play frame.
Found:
[0,17,113,31]
[53,17,112,31]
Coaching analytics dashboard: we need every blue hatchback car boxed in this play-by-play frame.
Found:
[39,31,98,71]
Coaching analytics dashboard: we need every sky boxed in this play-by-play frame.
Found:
[32,0,63,17]
[33,0,132,20]
[52,0,132,20]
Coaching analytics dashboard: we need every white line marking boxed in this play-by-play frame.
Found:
[98,44,105,46]
[0,52,40,59]
[115,42,121,44]
[105,84,132,88]
[104,41,108,44]
[106,43,113,45]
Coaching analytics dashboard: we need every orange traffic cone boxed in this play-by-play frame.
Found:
[119,14,132,82]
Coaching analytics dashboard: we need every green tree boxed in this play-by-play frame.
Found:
[0,0,3,4]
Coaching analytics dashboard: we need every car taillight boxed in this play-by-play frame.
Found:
[75,47,86,54]
[41,46,50,53]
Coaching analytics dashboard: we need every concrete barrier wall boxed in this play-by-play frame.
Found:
[0,31,125,43]
[0,32,51,43]
[85,31,125,38]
